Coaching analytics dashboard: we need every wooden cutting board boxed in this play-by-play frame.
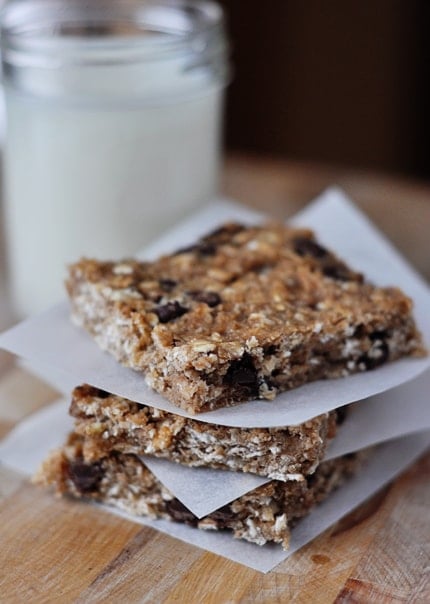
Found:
[1,156,429,602]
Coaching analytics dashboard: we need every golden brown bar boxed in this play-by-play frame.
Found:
[67,223,424,413]
[69,384,341,481]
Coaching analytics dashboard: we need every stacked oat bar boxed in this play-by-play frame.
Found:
[36,222,425,549]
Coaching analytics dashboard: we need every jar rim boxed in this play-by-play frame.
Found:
[1,0,226,67]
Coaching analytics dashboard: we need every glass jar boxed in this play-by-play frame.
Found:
[1,0,229,317]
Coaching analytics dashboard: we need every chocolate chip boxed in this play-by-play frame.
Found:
[208,504,235,529]
[191,291,221,307]
[293,236,362,283]
[353,324,366,338]
[172,224,244,257]
[264,344,278,355]
[336,405,348,425]
[293,237,328,259]
[154,301,188,323]
[224,353,259,398]
[93,388,111,399]
[306,472,318,488]
[165,499,198,526]
[159,278,177,292]
[67,460,103,494]
[344,452,358,460]
[198,242,217,256]
[172,241,217,256]
[369,330,388,342]
[322,262,354,281]
[359,340,389,370]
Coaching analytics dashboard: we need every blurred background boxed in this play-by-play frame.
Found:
[219,0,430,178]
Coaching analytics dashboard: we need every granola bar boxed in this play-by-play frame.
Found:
[34,432,367,549]
[67,223,425,413]
[70,384,342,481]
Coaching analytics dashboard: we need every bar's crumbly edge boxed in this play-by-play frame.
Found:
[67,223,426,413]
[33,432,369,549]
[70,384,344,481]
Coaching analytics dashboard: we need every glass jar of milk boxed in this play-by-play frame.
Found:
[0,0,229,317]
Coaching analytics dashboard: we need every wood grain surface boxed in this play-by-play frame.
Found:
[0,155,429,603]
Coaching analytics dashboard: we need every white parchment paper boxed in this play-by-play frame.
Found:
[1,369,429,519]
[325,369,430,460]
[0,190,429,428]
[1,412,428,573]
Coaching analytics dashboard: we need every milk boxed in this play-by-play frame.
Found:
[3,87,222,316]
[1,1,228,317]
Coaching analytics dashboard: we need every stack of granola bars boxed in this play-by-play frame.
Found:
[35,222,425,549]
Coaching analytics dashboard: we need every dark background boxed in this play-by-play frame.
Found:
[219,0,430,178]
